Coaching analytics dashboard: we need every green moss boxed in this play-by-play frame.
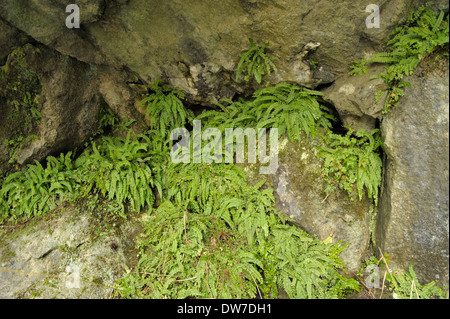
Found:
[0,243,16,264]
[0,44,42,165]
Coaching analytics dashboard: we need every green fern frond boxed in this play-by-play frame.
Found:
[0,152,80,222]
[352,4,449,113]
[236,38,278,84]
[114,161,359,299]
[317,128,383,205]
[137,79,194,141]
[386,264,447,299]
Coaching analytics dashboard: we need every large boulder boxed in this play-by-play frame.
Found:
[0,0,419,105]
[245,133,372,273]
[322,64,387,132]
[0,44,102,172]
[376,58,449,286]
[0,198,143,299]
[0,43,146,174]
[15,45,102,165]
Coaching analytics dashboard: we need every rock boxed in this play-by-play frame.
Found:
[12,45,103,166]
[428,0,450,12]
[275,42,336,89]
[0,0,416,105]
[1,44,45,173]
[0,42,148,174]
[0,199,143,299]
[0,19,30,62]
[97,66,148,134]
[361,0,416,45]
[1,0,447,292]
[376,58,449,286]
[245,133,372,273]
[323,64,387,131]
[0,1,107,65]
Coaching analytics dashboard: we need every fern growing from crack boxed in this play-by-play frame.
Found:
[386,264,448,299]
[197,82,335,142]
[137,79,194,141]
[350,5,449,113]
[250,82,335,141]
[236,38,278,84]
[348,57,370,76]
[74,131,166,217]
[316,128,383,205]
[0,152,79,221]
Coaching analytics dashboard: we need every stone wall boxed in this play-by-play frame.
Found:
[1,0,448,290]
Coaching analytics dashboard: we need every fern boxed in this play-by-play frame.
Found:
[0,152,79,222]
[250,82,335,141]
[198,82,335,143]
[236,38,278,84]
[195,97,252,135]
[265,226,360,298]
[96,104,121,136]
[317,128,383,205]
[192,83,335,167]
[137,79,194,140]
[348,57,369,76]
[74,130,165,217]
[114,163,360,299]
[351,4,449,113]
[387,265,448,299]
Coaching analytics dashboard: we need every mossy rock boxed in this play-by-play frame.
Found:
[0,197,144,299]
[243,131,372,272]
[0,44,43,173]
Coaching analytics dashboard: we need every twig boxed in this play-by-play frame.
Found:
[141,272,177,277]
[205,262,212,297]
[160,228,169,274]
[380,270,387,299]
[410,280,414,299]
[140,272,196,282]
[413,280,420,299]
[183,211,187,243]
[379,248,398,291]
[354,274,377,299]
[248,270,263,299]
[175,276,197,283]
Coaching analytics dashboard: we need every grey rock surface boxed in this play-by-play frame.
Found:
[377,59,449,286]
[0,200,143,299]
[0,0,418,105]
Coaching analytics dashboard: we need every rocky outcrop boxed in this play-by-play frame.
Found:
[376,58,449,286]
[0,0,425,173]
[2,0,435,171]
[0,44,102,171]
[0,0,420,106]
[0,43,148,173]
[0,200,143,299]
